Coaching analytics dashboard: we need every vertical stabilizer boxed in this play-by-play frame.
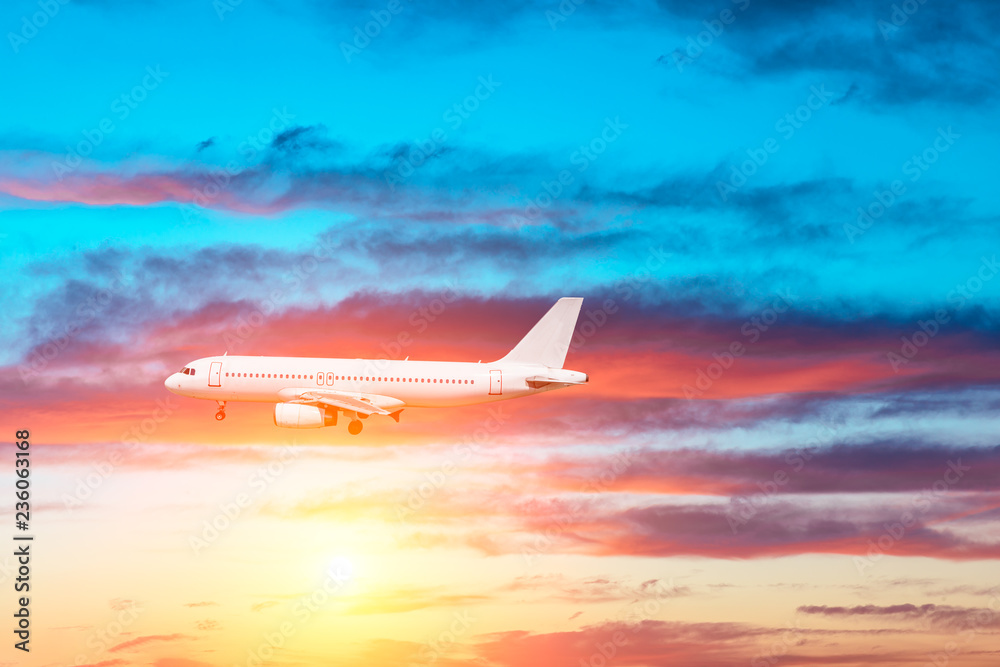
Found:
[496,298,583,368]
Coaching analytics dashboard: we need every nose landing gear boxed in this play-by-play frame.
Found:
[215,401,227,421]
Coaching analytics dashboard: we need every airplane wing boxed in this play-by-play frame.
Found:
[291,389,400,416]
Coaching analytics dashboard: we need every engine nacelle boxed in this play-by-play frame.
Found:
[273,403,337,429]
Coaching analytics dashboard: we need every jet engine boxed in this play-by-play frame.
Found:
[273,403,337,428]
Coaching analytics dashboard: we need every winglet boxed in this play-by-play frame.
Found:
[495,298,583,368]
[390,409,403,423]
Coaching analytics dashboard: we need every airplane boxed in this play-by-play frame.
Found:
[164,297,588,435]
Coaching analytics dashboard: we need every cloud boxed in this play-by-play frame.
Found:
[501,574,689,604]
[270,124,340,155]
[108,633,189,652]
[657,0,1000,108]
[466,618,915,667]
[529,442,1000,496]
[379,485,1000,560]
[151,660,214,667]
[342,585,491,615]
[563,497,1000,560]
[798,603,1000,632]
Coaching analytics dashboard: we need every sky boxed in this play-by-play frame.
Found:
[1,0,999,665]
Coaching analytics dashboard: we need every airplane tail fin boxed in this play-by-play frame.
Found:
[496,297,583,368]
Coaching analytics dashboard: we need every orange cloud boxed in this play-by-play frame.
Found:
[109,634,190,653]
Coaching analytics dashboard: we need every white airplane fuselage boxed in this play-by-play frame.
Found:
[165,356,585,408]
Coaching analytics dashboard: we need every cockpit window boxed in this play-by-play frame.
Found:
[179,367,196,376]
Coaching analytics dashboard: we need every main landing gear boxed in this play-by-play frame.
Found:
[215,401,226,421]
[347,419,363,435]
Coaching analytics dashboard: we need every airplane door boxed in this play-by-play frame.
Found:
[489,370,502,395]
[209,361,222,387]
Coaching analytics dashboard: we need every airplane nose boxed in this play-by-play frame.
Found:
[164,373,179,393]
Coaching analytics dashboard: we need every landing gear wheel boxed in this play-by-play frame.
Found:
[348,420,363,435]
[215,411,226,421]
